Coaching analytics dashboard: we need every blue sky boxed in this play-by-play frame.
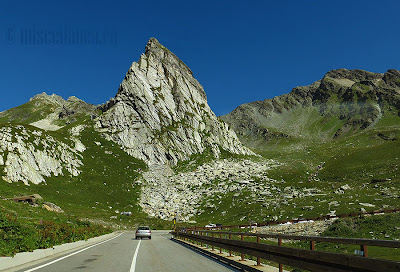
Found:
[1,0,399,116]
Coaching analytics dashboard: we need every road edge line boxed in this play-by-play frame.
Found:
[23,233,123,272]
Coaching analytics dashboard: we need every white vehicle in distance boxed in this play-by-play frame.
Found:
[135,226,151,239]
[205,223,222,229]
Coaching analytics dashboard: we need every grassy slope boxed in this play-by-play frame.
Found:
[292,213,400,262]
[0,100,57,124]
[261,112,400,185]
[262,112,400,217]
[0,204,112,256]
[188,110,400,226]
[0,118,172,230]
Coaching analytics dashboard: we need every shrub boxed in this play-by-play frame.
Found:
[0,212,112,256]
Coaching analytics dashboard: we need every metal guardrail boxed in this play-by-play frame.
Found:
[172,230,400,272]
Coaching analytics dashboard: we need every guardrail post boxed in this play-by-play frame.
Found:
[219,233,222,254]
[240,234,245,261]
[256,235,261,266]
[201,232,203,247]
[310,240,315,250]
[212,233,215,251]
[229,234,232,257]
[198,232,201,246]
[361,245,368,257]
[278,238,283,272]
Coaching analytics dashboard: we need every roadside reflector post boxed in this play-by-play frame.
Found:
[212,233,215,251]
[229,234,232,256]
[241,234,245,261]
[310,240,315,250]
[361,245,368,257]
[256,235,261,266]
[278,238,283,272]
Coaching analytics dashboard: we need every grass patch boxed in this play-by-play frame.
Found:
[0,205,112,257]
[292,213,400,261]
[0,101,56,124]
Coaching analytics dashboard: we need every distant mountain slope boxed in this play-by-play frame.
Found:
[221,69,400,148]
[219,69,400,224]
[0,93,97,131]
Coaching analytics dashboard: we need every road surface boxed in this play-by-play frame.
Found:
[15,231,238,272]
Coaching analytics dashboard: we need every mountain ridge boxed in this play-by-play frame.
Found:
[221,68,400,147]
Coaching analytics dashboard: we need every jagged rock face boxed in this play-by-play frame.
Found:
[0,125,84,185]
[96,38,253,165]
[221,68,400,144]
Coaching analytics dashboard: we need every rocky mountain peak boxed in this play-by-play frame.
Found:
[30,92,66,105]
[145,37,162,54]
[96,38,253,166]
[324,68,383,82]
[143,37,195,82]
[29,92,87,107]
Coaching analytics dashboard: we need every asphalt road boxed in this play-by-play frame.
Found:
[16,231,238,272]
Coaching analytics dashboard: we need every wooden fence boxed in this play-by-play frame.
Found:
[172,230,400,272]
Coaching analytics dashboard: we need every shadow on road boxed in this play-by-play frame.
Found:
[170,238,244,272]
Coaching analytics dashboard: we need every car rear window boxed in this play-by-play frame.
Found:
[138,227,150,230]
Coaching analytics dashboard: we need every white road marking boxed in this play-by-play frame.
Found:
[129,239,141,272]
[24,233,123,272]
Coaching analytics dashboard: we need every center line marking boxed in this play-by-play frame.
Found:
[25,232,123,272]
[130,239,141,272]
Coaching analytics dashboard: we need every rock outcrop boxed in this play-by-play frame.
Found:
[0,125,83,185]
[96,38,253,166]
